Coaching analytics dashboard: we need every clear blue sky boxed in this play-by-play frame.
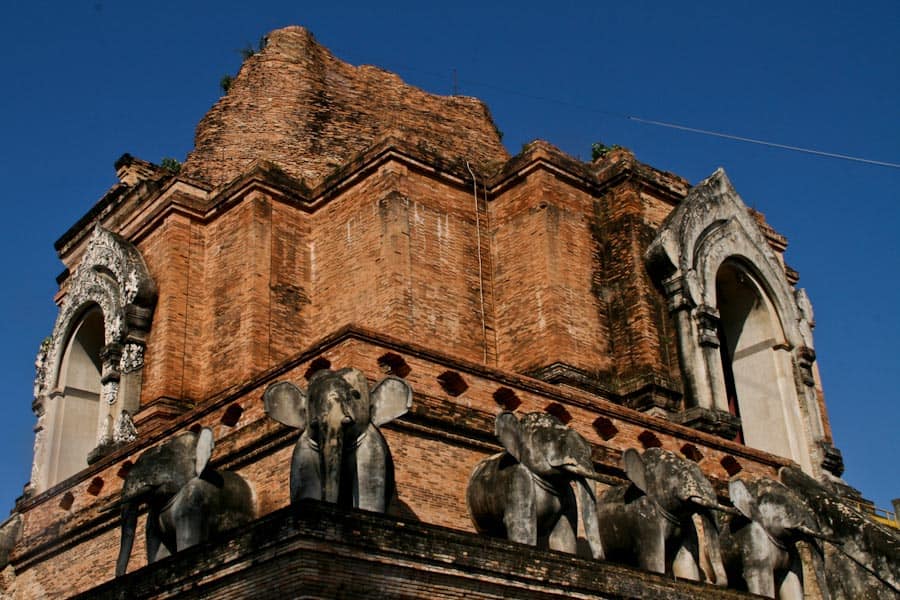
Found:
[1,1,897,514]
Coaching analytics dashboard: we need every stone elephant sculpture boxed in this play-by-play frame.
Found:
[597,447,732,584]
[263,367,412,512]
[721,477,833,599]
[466,411,605,559]
[779,466,900,600]
[114,427,255,576]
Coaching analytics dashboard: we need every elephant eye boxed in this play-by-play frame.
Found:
[351,389,361,400]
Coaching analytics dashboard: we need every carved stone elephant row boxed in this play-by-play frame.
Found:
[113,372,887,600]
[465,412,881,600]
[467,416,735,586]
[114,367,411,576]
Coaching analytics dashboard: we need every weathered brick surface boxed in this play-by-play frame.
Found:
[181,26,509,187]
[491,166,612,376]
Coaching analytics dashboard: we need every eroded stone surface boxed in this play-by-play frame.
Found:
[181,26,509,187]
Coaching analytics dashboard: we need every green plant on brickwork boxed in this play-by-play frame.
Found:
[591,142,622,161]
[160,157,181,174]
[239,45,256,60]
[220,75,234,93]
[239,36,269,61]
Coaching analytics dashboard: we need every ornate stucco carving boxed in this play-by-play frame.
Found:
[113,410,137,444]
[646,169,829,476]
[34,227,156,403]
[30,226,156,492]
[119,343,145,374]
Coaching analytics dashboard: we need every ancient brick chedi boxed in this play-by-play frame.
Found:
[2,25,895,599]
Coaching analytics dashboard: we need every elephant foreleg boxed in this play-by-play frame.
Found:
[638,529,667,575]
[503,468,537,546]
[777,566,803,600]
[291,437,323,503]
[174,500,207,551]
[145,508,170,564]
[548,490,577,554]
[672,519,701,582]
[672,543,700,581]
[744,566,776,599]
[355,428,390,513]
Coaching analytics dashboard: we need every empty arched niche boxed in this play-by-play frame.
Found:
[715,260,801,459]
[32,227,157,493]
[645,169,825,475]
[48,306,105,484]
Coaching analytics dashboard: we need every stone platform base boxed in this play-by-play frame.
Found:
[81,500,759,599]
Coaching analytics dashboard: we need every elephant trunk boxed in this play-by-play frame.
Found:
[795,524,841,545]
[322,419,347,504]
[115,501,138,577]
[690,494,742,517]
[574,476,605,559]
[559,463,606,483]
[697,509,728,586]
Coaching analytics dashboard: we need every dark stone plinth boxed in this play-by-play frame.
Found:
[674,406,742,440]
[819,440,845,477]
[79,500,761,600]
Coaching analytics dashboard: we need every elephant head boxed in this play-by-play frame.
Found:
[114,428,254,576]
[598,447,732,584]
[467,411,604,559]
[725,477,832,599]
[264,368,412,511]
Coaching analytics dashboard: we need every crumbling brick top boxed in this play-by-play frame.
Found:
[181,26,509,187]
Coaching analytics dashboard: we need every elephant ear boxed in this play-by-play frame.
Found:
[370,376,413,427]
[729,478,760,522]
[622,448,649,494]
[263,381,308,430]
[495,412,522,461]
[195,427,214,476]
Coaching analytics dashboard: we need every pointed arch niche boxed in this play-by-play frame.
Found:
[31,227,156,493]
[646,169,832,476]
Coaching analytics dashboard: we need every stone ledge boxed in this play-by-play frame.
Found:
[674,406,742,441]
[78,500,759,600]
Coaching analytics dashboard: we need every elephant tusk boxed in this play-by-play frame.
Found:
[559,463,606,483]
[795,524,843,545]
[689,495,741,516]
[714,505,743,517]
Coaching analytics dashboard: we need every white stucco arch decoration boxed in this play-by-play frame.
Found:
[646,169,826,475]
[31,226,156,493]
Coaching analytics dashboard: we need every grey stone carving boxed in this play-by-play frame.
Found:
[263,368,412,512]
[35,227,156,403]
[721,476,833,599]
[114,428,255,577]
[779,467,900,600]
[31,226,157,491]
[33,337,51,401]
[645,169,830,477]
[119,343,145,374]
[596,447,732,585]
[112,410,138,444]
[466,412,605,559]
